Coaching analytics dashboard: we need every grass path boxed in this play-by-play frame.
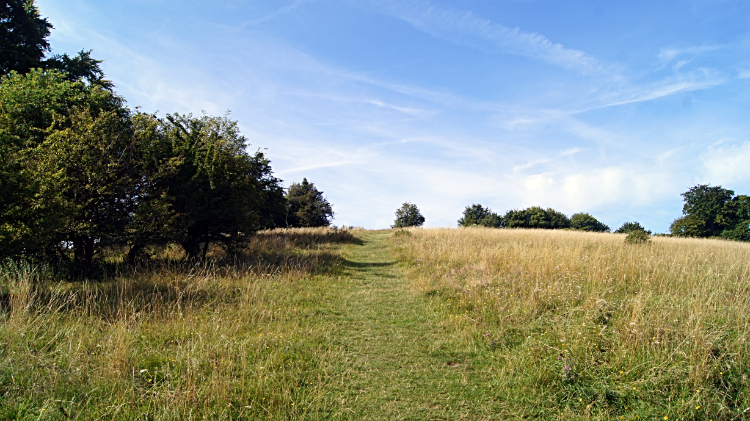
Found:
[312,230,501,420]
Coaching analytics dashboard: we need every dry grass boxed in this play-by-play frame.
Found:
[0,228,355,420]
[390,227,750,419]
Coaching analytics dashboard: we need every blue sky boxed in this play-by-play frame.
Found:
[37,0,750,231]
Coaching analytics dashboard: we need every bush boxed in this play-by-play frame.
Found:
[392,203,425,228]
[570,213,610,232]
[625,230,651,244]
[615,221,651,235]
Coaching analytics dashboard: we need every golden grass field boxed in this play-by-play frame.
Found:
[2,226,749,419]
[391,227,750,418]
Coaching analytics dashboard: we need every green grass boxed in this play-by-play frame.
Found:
[1,228,748,419]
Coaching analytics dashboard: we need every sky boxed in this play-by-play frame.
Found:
[36,0,750,232]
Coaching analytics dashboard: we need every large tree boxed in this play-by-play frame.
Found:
[162,113,285,258]
[1,0,111,87]
[0,0,52,76]
[670,185,737,238]
[285,178,334,228]
[458,204,501,227]
[0,69,126,262]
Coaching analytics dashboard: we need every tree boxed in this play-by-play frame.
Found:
[0,69,126,262]
[615,221,651,235]
[161,113,285,259]
[458,204,501,227]
[570,213,610,232]
[392,202,425,228]
[502,207,570,229]
[1,0,111,87]
[285,178,333,228]
[670,185,737,238]
[0,0,52,76]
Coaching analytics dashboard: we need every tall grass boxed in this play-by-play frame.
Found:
[0,228,355,420]
[391,227,750,419]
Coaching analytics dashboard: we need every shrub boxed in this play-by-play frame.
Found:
[615,221,651,234]
[625,230,651,244]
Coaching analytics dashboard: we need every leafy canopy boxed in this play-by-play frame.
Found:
[503,207,570,229]
[285,178,334,228]
[1,0,111,87]
[393,202,425,228]
[670,184,750,240]
[615,221,651,235]
[0,69,126,262]
[570,213,610,232]
[458,204,501,227]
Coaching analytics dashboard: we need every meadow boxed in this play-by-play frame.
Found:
[391,228,750,419]
[1,227,749,419]
[0,228,357,419]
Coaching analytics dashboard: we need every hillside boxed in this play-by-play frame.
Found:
[1,228,749,419]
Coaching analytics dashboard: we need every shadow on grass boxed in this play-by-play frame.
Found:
[341,259,396,269]
[0,233,352,320]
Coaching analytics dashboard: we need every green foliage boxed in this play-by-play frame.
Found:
[0,4,288,267]
[0,69,287,265]
[285,178,333,228]
[161,113,285,259]
[615,221,651,234]
[392,202,425,228]
[458,204,501,227]
[624,229,651,244]
[1,1,110,88]
[0,0,52,75]
[0,69,125,261]
[570,212,610,232]
[502,206,570,229]
[670,185,750,240]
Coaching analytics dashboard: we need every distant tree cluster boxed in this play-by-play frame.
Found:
[670,184,750,241]
[457,205,610,232]
[0,2,335,271]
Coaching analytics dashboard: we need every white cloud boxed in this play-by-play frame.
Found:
[702,141,750,185]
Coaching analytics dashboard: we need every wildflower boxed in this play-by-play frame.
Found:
[696,406,700,409]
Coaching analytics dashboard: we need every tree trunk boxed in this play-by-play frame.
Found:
[73,236,95,273]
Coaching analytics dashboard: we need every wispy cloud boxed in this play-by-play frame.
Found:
[658,44,724,66]
[240,0,310,27]
[366,0,604,73]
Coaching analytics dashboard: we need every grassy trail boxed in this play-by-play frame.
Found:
[316,231,498,420]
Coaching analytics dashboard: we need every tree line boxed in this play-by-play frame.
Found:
[0,1,334,270]
[393,184,750,242]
